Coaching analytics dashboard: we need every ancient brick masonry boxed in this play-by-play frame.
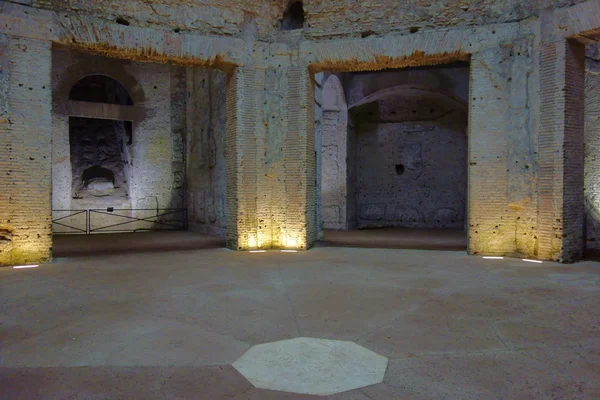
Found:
[585,43,600,250]
[1,0,600,264]
[0,34,52,265]
[538,39,586,262]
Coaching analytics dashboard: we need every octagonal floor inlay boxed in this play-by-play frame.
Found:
[232,337,388,396]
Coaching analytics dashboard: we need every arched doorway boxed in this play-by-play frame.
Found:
[70,75,133,105]
[318,65,470,250]
[68,75,134,210]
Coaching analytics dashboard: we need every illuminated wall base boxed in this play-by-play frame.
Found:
[0,248,51,267]
[240,231,308,252]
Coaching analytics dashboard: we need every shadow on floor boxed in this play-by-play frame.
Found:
[52,231,225,258]
[53,228,466,258]
[317,228,467,251]
[583,248,600,262]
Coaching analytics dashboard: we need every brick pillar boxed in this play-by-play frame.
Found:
[281,67,317,249]
[537,40,585,262]
[225,67,267,250]
[585,56,600,249]
[0,35,52,266]
[468,50,515,257]
[225,66,316,251]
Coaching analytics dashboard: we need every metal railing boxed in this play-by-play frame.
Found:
[52,208,187,234]
[51,210,88,234]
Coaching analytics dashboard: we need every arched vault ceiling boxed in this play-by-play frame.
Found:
[349,85,467,113]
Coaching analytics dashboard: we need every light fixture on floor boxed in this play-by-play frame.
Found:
[522,259,543,264]
[281,250,297,253]
[483,256,504,260]
[13,264,39,269]
[249,250,266,253]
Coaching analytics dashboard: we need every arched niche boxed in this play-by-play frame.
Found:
[69,75,134,105]
[66,75,135,210]
[348,84,468,115]
[323,74,347,111]
[349,82,469,231]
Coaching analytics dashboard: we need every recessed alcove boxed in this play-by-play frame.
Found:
[319,64,469,237]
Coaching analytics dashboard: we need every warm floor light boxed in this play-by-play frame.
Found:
[483,256,504,260]
[281,250,298,253]
[13,264,39,269]
[523,259,543,264]
[249,250,266,253]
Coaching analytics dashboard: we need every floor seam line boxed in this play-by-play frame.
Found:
[277,263,302,337]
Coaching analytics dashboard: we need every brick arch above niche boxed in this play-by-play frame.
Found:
[52,47,146,107]
[322,74,346,111]
[348,84,468,114]
[69,74,134,105]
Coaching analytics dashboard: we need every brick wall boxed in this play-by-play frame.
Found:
[225,67,267,250]
[284,68,316,248]
[225,66,317,250]
[468,49,516,256]
[2,0,599,262]
[0,34,52,266]
[562,40,586,261]
[585,57,600,248]
[225,69,240,249]
[466,40,540,258]
[538,40,586,262]
[51,49,186,214]
[185,67,228,236]
[18,0,588,42]
[314,72,323,238]
[321,74,348,230]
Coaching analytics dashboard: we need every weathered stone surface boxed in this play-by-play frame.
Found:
[321,74,347,230]
[0,34,52,266]
[2,0,600,263]
[86,179,115,197]
[51,49,186,215]
[233,337,388,396]
[585,57,600,249]
[186,67,227,236]
[0,228,13,257]
[326,66,469,230]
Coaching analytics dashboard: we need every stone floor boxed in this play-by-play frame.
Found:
[52,231,225,257]
[51,228,466,259]
[1,245,599,399]
[321,228,467,251]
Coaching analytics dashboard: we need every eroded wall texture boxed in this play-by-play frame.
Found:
[0,34,52,265]
[321,74,347,230]
[585,43,600,249]
[2,0,600,263]
[12,0,589,41]
[347,66,469,229]
[51,49,187,215]
[185,67,228,236]
[68,118,131,209]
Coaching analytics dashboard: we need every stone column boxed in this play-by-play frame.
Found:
[537,39,586,262]
[0,34,52,265]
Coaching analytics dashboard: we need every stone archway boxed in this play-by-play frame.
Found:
[321,74,349,231]
[61,74,141,211]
